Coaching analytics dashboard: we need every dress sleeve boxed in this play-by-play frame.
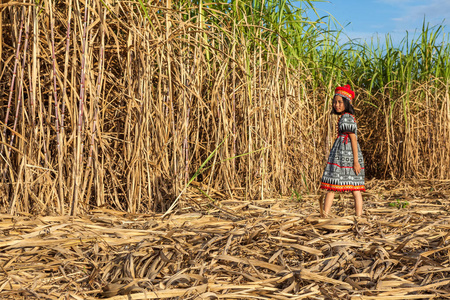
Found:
[339,113,357,134]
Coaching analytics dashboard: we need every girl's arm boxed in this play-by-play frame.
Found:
[348,133,361,175]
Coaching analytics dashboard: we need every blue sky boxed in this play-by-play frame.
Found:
[307,0,450,44]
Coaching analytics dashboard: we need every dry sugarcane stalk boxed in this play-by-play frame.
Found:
[71,0,90,216]
[48,0,65,215]
[2,7,24,159]
[81,3,105,205]
[8,7,29,154]
[61,0,73,137]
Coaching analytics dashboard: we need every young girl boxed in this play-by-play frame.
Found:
[320,84,365,217]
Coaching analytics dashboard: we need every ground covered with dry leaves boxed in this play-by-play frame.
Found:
[0,180,449,299]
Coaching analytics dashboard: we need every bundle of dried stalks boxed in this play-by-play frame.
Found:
[0,181,449,299]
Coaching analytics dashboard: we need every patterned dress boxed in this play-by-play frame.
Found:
[320,113,366,192]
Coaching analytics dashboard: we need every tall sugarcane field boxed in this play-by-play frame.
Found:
[0,0,450,298]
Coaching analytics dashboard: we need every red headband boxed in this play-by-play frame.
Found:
[334,84,355,101]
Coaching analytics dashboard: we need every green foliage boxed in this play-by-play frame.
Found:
[291,189,303,202]
[388,199,410,209]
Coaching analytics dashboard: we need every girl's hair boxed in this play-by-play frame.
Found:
[331,96,355,115]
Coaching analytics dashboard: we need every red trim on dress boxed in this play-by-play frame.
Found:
[339,133,350,144]
[327,162,365,169]
[320,182,366,192]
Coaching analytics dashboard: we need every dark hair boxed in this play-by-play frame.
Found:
[331,96,355,115]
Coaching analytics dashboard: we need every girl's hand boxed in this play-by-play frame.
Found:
[353,161,361,175]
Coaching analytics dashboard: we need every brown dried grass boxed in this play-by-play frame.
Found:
[0,180,449,299]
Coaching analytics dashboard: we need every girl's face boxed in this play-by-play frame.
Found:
[332,95,345,114]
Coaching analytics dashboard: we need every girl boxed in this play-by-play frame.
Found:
[320,84,365,217]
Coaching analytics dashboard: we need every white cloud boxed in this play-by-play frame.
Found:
[391,0,450,27]
[373,0,449,27]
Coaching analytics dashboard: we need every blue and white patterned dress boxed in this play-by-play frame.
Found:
[320,113,365,192]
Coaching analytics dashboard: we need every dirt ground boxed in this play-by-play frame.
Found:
[0,180,449,299]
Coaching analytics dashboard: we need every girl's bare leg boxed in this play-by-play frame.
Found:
[352,190,363,216]
[323,192,335,217]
